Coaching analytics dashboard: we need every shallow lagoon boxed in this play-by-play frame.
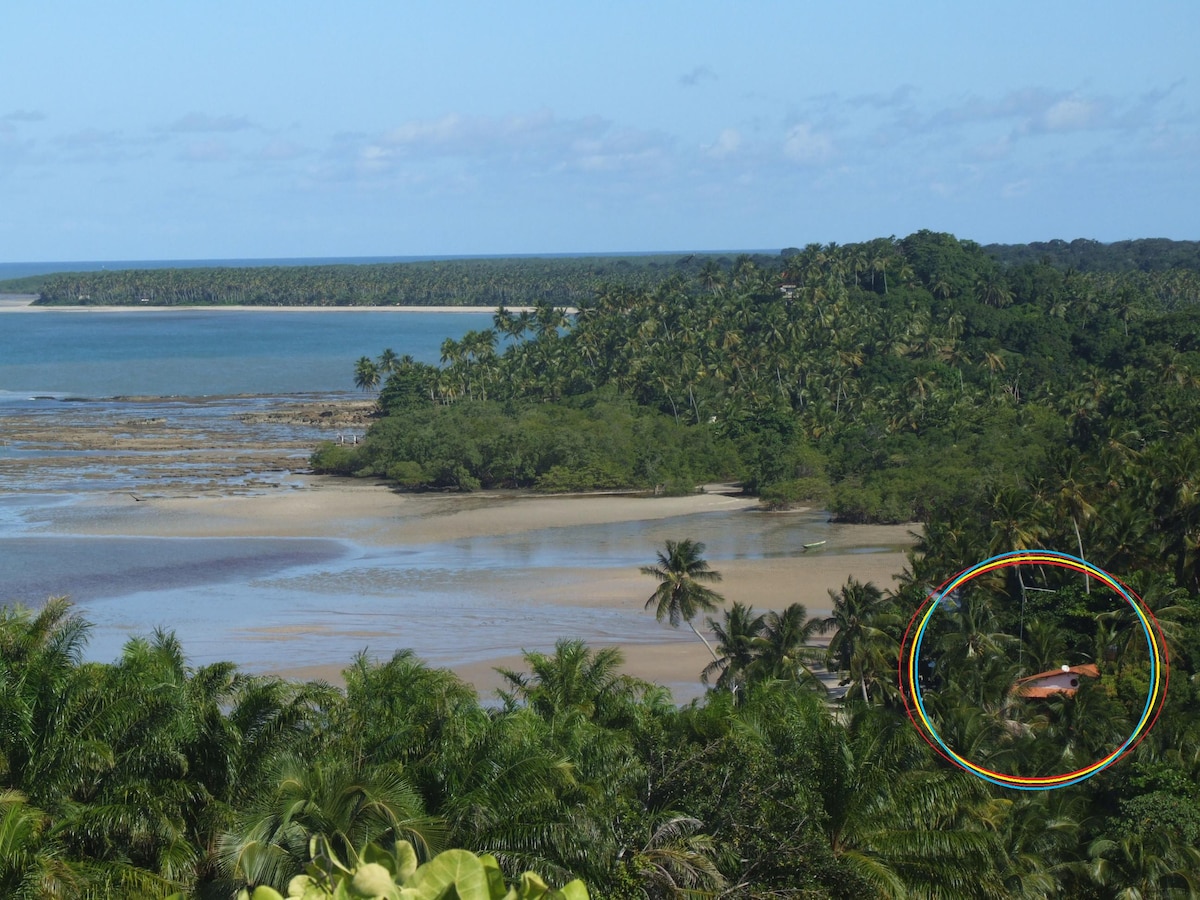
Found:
[0,306,911,699]
[2,496,848,674]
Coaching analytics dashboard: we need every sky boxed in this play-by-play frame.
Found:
[1,1,1197,261]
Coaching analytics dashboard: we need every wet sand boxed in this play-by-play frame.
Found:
[50,479,915,699]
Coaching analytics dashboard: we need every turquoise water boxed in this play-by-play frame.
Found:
[0,309,495,398]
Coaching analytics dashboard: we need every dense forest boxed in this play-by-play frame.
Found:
[6,231,1200,897]
[985,238,1200,274]
[313,232,1200,525]
[3,255,778,308]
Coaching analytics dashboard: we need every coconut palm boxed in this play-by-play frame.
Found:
[701,602,765,693]
[752,603,827,692]
[641,539,726,663]
[1080,833,1200,898]
[819,578,898,679]
[353,356,380,392]
[376,347,399,377]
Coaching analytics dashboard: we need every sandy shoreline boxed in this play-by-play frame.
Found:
[46,478,916,698]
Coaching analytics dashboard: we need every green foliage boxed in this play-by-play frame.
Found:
[15,231,1200,897]
[310,444,363,477]
[17,254,755,308]
[307,230,1200,522]
[984,236,1200,273]
[313,395,737,494]
[3,590,1200,898]
[212,838,588,900]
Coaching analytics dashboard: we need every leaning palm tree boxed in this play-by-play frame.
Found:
[641,539,726,663]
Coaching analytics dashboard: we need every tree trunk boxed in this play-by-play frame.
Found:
[688,620,720,664]
[1072,516,1090,593]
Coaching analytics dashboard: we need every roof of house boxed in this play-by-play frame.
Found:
[1012,663,1100,699]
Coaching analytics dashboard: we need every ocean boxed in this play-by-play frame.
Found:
[0,307,496,398]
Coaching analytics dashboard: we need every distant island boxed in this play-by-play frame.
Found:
[2,237,1198,307]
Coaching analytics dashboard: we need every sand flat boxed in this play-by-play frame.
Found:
[52,478,914,698]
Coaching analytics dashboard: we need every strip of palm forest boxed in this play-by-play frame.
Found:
[5,254,783,307]
[6,230,1200,898]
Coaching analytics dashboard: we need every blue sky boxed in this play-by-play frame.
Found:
[1,2,1196,261]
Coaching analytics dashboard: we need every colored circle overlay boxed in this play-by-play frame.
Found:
[898,550,1169,790]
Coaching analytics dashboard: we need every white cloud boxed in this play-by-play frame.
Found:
[179,140,232,162]
[783,123,833,165]
[847,85,918,110]
[1002,178,1032,198]
[256,139,307,162]
[703,128,741,159]
[1035,97,1100,133]
[969,134,1013,161]
[342,110,673,182]
[54,128,140,163]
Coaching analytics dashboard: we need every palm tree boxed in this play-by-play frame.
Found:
[353,356,380,393]
[752,603,827,691]
[1020,618,1068,674]
[376,348,399,378]
[623,814,725,899]
[819,579,892,674]
[640,540,726,663]
[0,791,78,899]
[498,639,628,721]
[821,706,1002,898]
[701,602,764,693]
[1080,833,1200,897]
[218,757,443,894]
[331,650,486,808]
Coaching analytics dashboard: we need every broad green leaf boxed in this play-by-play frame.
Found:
[407,849,490,900]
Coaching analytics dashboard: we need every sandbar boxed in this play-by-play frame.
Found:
[53,478,915,698]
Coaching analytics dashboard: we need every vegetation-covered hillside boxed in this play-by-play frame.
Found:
[316,231,1200,525]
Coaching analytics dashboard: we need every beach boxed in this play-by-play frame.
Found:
[34,478,914,700]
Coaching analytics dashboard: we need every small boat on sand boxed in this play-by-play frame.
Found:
[803,540,827,551]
